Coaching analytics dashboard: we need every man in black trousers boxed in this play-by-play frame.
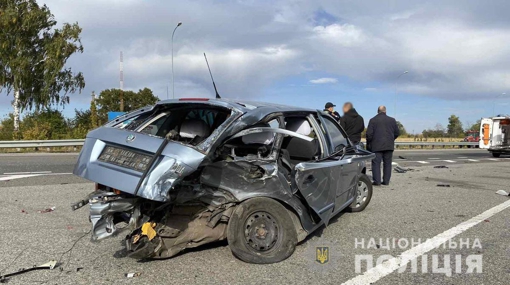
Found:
[366,106,400,186]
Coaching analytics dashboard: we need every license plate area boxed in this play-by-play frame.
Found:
[98,145,152,172]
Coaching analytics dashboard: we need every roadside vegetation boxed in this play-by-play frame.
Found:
[0,88,158,140]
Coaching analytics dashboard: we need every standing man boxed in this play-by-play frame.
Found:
[340,102,364,144]
[366,106,400,186]
[324,102,341,121]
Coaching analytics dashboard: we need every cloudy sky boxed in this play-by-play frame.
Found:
[2,0,510,132]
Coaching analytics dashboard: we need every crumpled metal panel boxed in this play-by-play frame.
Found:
[200,160,317,232]
[89,192,137,241]
[136,157,194,201]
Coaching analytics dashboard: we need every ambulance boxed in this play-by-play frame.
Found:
[479,116,510,157]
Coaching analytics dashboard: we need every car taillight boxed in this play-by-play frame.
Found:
[94,183,99,191]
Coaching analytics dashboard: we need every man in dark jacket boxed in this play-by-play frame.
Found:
[340,102,364,144]
[366,106,400,186]
[324,102,341,121]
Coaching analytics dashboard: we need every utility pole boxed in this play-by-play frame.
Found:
[120,51,124,112]
[172,22,182,99]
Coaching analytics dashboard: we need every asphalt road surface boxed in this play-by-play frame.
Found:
[0,151,509,284]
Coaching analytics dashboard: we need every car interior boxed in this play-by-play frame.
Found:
[115,105,232,146]
[281,118,319,165]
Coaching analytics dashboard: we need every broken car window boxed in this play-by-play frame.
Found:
[321,116,349,151]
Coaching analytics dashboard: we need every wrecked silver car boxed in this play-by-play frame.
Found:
[73,98,375,264]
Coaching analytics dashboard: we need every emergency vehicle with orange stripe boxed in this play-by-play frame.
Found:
[479,116,510,157]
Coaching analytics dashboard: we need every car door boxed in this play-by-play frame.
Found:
[290,115,346,226]
[316,113,360,211]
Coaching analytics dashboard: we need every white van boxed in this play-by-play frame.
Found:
[479,116,510,157]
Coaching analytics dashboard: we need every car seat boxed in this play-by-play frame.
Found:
[179,119,211,144]
[281,119,318,164]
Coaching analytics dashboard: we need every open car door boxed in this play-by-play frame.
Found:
[231,119,337,225]
[480,118,492,149]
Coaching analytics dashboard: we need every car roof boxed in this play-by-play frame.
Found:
[156,98,315,114]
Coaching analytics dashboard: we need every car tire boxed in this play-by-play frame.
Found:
[227,197,297,264]
[347,174,373,213]
[492,153,501,158]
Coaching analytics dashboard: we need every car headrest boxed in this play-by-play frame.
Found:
[241,123,274,145]
[180,119,211,139]
[285,119,311,136]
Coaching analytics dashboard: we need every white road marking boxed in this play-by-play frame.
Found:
[443,160,456,163]
[467,159,480,162]
[0,174,43,181]
[457,157,468,159]
[488,158,499,161]
[0,173,72,181]
[3,171,52,175]
[428,158,440,160]
[416,161,429,164]
[341,199,510,285]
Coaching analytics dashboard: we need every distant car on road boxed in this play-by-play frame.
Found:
[73,98,375,264]
[463,130,480,148]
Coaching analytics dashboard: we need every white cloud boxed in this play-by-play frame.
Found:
[310,77,338,84]
[312,24,366,47]
[26,0,510,106]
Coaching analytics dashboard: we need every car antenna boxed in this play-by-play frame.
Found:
[203,53,221,99]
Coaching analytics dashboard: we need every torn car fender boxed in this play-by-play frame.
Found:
[200,160,317,235]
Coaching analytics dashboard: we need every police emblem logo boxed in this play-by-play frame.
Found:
[316,247,329,264]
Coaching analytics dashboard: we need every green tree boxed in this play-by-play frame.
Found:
[90,91,98,128]
[396,121,407,136]
[422,123,446,138]
[96,88,159,124]
[447,115,464,138]
[21,109,69,139]
[0,0,85,131]
[0,114,15,140]
[69,109,91,138]
[467,120,481,132]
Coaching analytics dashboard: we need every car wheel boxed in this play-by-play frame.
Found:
[492,153,501,158]
[227,197,297,264]
[347,174,373,212]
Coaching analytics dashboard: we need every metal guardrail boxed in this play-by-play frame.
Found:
[0,140,478,149]
[0,139,84,148]
[395,142,478,146]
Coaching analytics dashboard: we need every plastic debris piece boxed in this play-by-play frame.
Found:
[141,222,157,241]
[125,272,142,278]
[38,206,56,213]
[394,166,408,173]
[399,156,407,159]
[496,190,510,196]
[437,184,451,187]
[434,165,448,169]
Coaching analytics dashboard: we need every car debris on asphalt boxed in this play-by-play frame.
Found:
[437,184,451,187]
[38,206,56,213]
[496,190,510,196]
[125,272,142,278]
[0,260,57,283]
[434,165,448,169]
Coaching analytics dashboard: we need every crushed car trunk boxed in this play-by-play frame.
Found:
[74,102,241,202]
